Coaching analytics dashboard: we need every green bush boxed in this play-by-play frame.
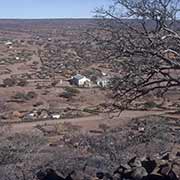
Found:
[64,86,80,94]
[143,101,160,109]
[13,92,27,100]
[13,91,37,101]
[26,91,37,100]
[83,108,99,114]
[59,91,75,99]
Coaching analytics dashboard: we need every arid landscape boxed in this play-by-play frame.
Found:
[0,18,180,179]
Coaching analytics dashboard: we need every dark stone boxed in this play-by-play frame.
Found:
[141,157,157,174]
[36,170,46,180]
[128,157,142,168]
[176,152,180,157]
[142,174,165,180]
[104,173,113,180]
[161,153,170,160]
[113,165,128,175]
[168,170,179,180]
[130,167,148,180]
[37,169,65,180]
[65,171,75,180]
[158,164,170,176]
[96,172,105,179]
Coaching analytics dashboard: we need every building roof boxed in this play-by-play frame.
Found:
[73,74,85,80]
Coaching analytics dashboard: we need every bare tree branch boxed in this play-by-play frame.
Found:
[89,0,180,110]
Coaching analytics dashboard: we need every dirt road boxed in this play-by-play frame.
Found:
[10,110,169,133]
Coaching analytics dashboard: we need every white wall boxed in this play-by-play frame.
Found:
[78,77,90,86]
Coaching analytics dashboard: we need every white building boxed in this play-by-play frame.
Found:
[96,77,110,88]
[72,74,91,87]
[51,113,61,119]
[5,41,13,46]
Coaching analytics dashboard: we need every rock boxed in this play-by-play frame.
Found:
[138,127,145,133]
[161,153,170,160]
[176,152,180,157]
[142,174,164,180]
[104,173,113,180]
[36,170,46,180]
[45,169,65,180]
[36,169,65,180]
[141,157,157,174]
[158,164,170,176]
[114,164,131,175]
[113,173,121,180]
[168,169,179,180]
[96,172,104,179]
[65,171,76,180]
[130,167,148,180]
[128,157,142,168]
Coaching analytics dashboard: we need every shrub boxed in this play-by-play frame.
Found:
[3,78,16,87]
[13,92,27,100]
[83,108,99,114]
[59,91,74,99]
[26,91,37,100]
[17,79,28,87]
[13,91,37,101]
[143,101,160,109]
[64,86,80,95]
[99,123,110,132]
[60,86,80,99]
[33,101,43,107]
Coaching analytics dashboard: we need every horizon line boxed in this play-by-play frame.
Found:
[0,17,96,20]
[0,17,179,21]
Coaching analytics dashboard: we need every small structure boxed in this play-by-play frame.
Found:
[96,77,110,88]
[71,74,91,87]
[50,113,61,119]
[5,41,13,46]
[23,110,38,120]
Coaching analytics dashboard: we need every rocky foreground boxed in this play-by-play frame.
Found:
[0,115,179,179]
[36,115,180,180]
[36,155,179,180]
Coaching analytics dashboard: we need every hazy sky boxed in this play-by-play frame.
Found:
[0,0,111,19]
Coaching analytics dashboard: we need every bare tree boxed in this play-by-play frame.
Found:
[89,0,180,110]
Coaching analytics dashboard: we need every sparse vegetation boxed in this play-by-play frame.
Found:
[13,91,37,101]
[17,79,28,87]
[143,101,161,109]
[59,91,75,99]
[98,123,110,133]
[83,107,99,114]
[3,78,16,87]
[60,86,80,99]
[64,86,80,95]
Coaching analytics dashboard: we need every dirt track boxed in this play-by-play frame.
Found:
[10,110,170,133]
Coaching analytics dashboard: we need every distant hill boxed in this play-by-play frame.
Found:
[0,18,179,32]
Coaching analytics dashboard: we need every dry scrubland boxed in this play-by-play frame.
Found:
[0,19,179,179]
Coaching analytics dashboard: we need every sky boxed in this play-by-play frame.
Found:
[0,0,111,19]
